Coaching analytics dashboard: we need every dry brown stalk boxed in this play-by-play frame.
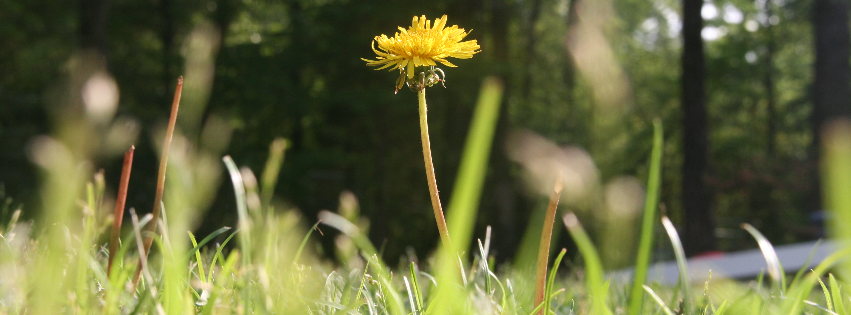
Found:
[132,77,183,289]
[534,177,563,314]
[108,145,135,275]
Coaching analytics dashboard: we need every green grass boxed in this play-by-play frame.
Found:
[4,80,851,314]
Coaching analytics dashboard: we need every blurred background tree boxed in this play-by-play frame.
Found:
[0,0,840,266]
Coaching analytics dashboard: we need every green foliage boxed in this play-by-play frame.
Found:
[2,0,850,313]
[0,0,825,261]
[3,83,851,314]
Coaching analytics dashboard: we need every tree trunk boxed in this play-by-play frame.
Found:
[810,0,851,215]
[764,5,777,157]
[681,0,715,256]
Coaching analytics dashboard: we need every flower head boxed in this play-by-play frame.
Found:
[363,15,480,91]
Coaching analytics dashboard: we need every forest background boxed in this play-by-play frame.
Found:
[1,0,846,269]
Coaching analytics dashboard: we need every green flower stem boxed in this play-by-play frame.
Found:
[418,88,451,249]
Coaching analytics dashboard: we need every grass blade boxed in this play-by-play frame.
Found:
[805,300,839,315]
[428,77,503,314]
[403,276,416,314]
[354,258,372,305]
[661,215,691,313]
[831,274,846,315]
[527,289,567,315]
[741,223,784,292]
[643,285,675,315]
[222,156,254,315]
[185,226,232,261]
[223,155,252,266]
[817,274,834,312]
[478,239,493,294]
[628,118,664,315]
[545,248,568,315]
[445,77,504,253]
[409,262,425,313]
[188,231,207,284]
[714,300,729,315]
[208,229,238,280]
[563,212,612,315]
[294,220,322,266]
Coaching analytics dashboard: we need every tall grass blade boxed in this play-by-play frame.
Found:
[222,155,253,314]
[429,77,503,313]
[822,121,851,279]
[628,118,664,315]
[31,139,88,315]
[741,223,784,292]
[563,212,613,315]
[223,155,252,265]
[445,77,504,254]
[661,215,691,313]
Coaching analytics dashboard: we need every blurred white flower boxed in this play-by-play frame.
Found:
[507,129,599,203]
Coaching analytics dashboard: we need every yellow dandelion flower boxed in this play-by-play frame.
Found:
[363,15,481,82]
